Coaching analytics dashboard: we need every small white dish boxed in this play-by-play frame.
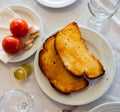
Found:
[7,5,44,62]
[89,102,120,112]
[36,0,77,8]
[34,26,115,105]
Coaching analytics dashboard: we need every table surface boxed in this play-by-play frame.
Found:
[0,0,120,112]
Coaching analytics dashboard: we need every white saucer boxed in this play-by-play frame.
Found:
[7,5,44,62]
[36,0,77,8]
[89,102,120,112]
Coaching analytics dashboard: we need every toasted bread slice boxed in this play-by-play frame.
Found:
[39,35,89,94]
[55,22,105,79]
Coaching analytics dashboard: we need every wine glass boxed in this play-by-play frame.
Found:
[0,89,45,112]
[87,0,120,33]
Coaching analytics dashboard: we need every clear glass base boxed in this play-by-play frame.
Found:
[0,89,45,112]
[87,16,110,34]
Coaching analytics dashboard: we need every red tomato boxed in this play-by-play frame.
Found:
[10,18,29,37]
[2,36,22,55]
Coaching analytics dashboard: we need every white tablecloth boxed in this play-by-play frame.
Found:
[0,0,120,112]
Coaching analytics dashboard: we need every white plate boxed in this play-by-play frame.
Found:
[89,102,120,112]
[8,5,44,62]
[34,26,115,105]
[36,0,77,8]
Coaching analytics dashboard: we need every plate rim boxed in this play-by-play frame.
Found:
[36,0,77,8]
[34,26,116,105]
[5,5,44,63]
[89,102,120,112]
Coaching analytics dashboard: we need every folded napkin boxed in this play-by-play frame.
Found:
[0,7,19,63]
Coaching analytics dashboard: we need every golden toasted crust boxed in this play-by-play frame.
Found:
[39,35,89,94]
[55,22,105,79]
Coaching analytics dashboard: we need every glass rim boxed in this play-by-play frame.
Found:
[88,0,120,10]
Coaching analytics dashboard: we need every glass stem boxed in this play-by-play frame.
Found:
[96,18,103,26]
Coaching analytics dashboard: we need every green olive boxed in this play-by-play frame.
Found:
[14,67,27,80]
[21,64,32,76]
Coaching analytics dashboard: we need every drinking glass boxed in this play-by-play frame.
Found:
[87,0,120,33]
[0,89,45,112]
